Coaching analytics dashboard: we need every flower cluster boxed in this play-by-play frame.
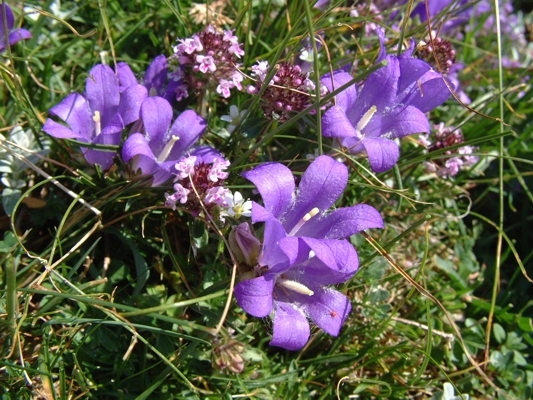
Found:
[416,33,457,74]
[247,61,324,122]
[164,152,232,217]
[34,15,489,353]
[42,64,125,171]
[421,123,478,178]
[320,30,452,172]
[233,155,383,350]
[42,62,217,189]
[121,98,209,186]
[170,25,245,99]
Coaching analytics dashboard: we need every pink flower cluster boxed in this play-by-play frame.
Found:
[247,61,324,122]
[422,123,478,178]
[165,155,231,215]
[170,25,245,99]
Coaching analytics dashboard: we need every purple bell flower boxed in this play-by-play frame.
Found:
[0,4,31,53]
[114,56,184,128]
[234,155,383,350]
[121,96,208,186]
[320,30,452,172]
[117,55,180,106]
[42,64,125,170]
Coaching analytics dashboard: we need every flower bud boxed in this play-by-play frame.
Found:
[228,222,261,266]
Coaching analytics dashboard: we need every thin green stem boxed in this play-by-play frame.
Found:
[303,0,323,155]
[6,256,18,340]
[484,0,505,364]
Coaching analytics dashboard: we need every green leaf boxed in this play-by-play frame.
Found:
[0,231,18,253]
[513,350,528,367]
[1,188,21,216]
[191,219,209,250]
[493,323,506,344]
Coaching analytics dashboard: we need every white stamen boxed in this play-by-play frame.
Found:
[93,111,101,135]
[356,105,377,132]
[277,278,314,296]
[288,207,320,236]
[157,135,180,163]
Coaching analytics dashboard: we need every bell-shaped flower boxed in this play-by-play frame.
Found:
[234,155,384,350]
[117,55,179,104]
[121,96,207,186]
[42,64,125,170]
[0,4,32,53]
[321,30,451,173]
[115,56,180,128]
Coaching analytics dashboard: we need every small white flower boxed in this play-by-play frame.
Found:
[441,382,469,400]
[223,191,252,218]
[299,48,313,63]
[220,105,247,133]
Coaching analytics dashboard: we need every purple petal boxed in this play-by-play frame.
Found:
[357,57,399,116]
[86,64,120,127]
[8,28,31,47]
[397,57,432,94]
[270,302,310,350]
[282,155,347,234]
[189,145,223,164]
[129,155,160,182]
[122,132,155,163]
[378,105,430,138]
[96,112,123,144]
[122,133,172,185]
[83,113,123,170]
[163,81,179,104]
[298,204,384,239]
[168,110,207,158]
[288,238,359,283]
[363,137,400,172]
[234,276,275,318]
[145,55,168,95]
[48,93,93,139]
[259,219,290,273]
[314,0,329,10]
[147,162,174,186]
[401,71,453,112]
[376,28,387,63]
[250,202,275,223]
[242,162,295,220]
[119,84,147,125]
[140,96,172,145]
[320,70,358,113]
[321,105,358,138]
[303,288,351,336]
[276,236,312,272]
[83,149,116,171]
[0,5,14,31]
[42,119,85,140]
[117,62,138,91]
